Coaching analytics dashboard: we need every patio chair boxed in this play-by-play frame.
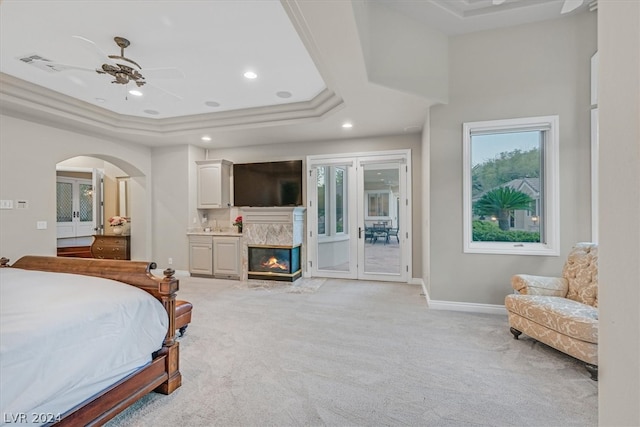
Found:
[387,228,399,243]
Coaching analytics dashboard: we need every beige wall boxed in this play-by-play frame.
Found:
[429,12,597,305]
[0,115,152,261]
[597,1,640,424]
[206,133,423,278]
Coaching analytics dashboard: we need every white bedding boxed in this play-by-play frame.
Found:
[0,267,168,426]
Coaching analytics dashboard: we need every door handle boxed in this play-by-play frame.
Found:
[358,227,362,239]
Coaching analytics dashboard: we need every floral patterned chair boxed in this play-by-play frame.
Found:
[505,243,598,380]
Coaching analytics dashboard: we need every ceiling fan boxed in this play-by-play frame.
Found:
[36,35,183,99]
[492,0,590,14]
[95,36,146,87]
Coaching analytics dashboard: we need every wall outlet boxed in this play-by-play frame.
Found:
[36,221,47,230]
[168,258,173,265]
[0,200,13,209]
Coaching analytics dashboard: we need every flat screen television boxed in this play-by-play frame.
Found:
[233,160,303,207]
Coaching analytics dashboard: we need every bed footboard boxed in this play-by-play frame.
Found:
[1,256,181,425]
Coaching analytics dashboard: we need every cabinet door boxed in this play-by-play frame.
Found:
[213,237,241,278]
[190,241,213,275]
[197,160,231,208]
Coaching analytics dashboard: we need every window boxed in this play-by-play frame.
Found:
[316,165,348,236]
[463,116,559,255]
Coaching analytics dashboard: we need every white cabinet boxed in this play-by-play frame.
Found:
[189,235,213,276]
[188,234,241,278]
[213,236,241,279]
[196,160,232,208]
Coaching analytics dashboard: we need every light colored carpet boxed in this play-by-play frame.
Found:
[108,277,597,427]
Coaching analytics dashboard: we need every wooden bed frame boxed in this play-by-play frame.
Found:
[0,255,181,426]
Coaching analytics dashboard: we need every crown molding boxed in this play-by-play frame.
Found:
[0,72,344,145]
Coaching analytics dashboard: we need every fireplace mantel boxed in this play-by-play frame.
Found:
[242,207,306,224]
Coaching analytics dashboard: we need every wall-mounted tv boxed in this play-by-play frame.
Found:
[233,160,303,207]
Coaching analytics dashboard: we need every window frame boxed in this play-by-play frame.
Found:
[462,115,560,256]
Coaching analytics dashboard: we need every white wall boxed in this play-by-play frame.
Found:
[429,12,597,305]
[0,115,152,262]
[597,1,640,424]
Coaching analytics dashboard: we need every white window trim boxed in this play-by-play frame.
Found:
[462,115,560,256]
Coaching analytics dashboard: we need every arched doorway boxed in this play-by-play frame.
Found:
[55,155,145,259]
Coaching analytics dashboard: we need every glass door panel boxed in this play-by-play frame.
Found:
[360,163,402,278]
[313,164,354,276]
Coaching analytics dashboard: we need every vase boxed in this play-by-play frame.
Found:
[112,226,123,235]
[237,225,242,233]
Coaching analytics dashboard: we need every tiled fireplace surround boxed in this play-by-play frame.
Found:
[241,207,306,282]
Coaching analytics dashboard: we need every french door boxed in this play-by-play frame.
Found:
[56,169,103,239]
[307,150,411,282]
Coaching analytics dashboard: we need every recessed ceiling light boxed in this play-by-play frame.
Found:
[144,109,159,115]
[243,71,258,79]
[276,91,292,98]
[201,136,212,142]
[129,90,143,97]
[205,101,220,107]
[342,122,353,129]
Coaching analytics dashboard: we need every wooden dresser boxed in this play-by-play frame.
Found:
[91,235,131,260]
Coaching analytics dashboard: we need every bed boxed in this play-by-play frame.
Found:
[0,255,181,426]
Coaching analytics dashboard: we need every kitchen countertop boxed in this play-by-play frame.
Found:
[187,230,242,237]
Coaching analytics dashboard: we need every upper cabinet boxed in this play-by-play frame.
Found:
[196,159,232,208]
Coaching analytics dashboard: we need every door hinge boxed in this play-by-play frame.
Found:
[406,199,408,206]
[309,260,313,267]
[406,265,409,272]
[406,231,409,238]
[309,200,313,207]
[406,165,408,172]
[310,230,313,237]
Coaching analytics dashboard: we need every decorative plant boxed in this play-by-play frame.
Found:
[473,187,532,231]
[232,216,243,228]
[109,216,128,227]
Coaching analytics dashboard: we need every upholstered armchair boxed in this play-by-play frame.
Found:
[505,243,598,380]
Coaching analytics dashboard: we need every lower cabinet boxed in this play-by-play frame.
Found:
[213,236,241,279]
[189,235,213,276]
[188,235,241,279]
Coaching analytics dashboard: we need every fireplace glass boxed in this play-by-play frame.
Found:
[248,245,301,281]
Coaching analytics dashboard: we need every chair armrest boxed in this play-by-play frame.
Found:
[511,274,568,296]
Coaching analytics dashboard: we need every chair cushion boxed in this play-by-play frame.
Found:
[505,294,598,344]
[562,243,598,307]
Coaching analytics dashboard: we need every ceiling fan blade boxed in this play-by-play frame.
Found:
[72,35,116,64]
[39,61,97,73]
[144,67,185,79]
[561,0,584,14]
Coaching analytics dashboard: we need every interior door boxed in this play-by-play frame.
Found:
[308,151,410,282]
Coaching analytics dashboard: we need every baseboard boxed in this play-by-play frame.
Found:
[411,278,505,315]
[428,299,507,315]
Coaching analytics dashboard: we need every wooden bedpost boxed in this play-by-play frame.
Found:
[154,267,181,394]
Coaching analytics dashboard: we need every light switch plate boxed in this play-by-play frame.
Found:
[36,221,47,230]
[0,200,13,209]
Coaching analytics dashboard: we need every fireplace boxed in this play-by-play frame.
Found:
[248,245,301,282]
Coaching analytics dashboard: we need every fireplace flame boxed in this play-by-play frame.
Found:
[261,256,289,271]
